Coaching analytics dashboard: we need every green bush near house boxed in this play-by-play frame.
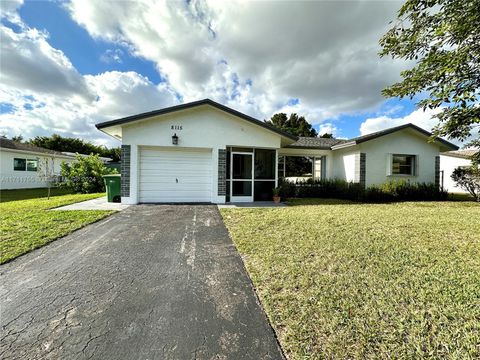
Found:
[60,153,117,194]
[279,178,448,202]
[451,165,480,201]
[364,180,448,202]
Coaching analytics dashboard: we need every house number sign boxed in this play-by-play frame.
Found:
[171,125,183,130]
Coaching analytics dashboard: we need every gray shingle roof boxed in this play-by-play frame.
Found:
[443,149,479,159]
[287,137,348,149]
[0,138,64,155]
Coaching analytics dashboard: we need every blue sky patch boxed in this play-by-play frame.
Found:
[18,1,162,84]
[0,103,16,114]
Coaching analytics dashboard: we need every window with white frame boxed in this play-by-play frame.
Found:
[391,154,416,175]
[13,158,38,171]
[27,159,38,172]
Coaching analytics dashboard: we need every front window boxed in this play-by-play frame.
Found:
[392,154,416,175]
[27,159,38,172]
[278,156,323,182]
[286,156,312,181]
[13,158,26,171]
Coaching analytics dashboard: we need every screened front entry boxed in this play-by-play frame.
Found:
[226,147,276,202]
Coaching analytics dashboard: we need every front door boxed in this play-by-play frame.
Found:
[230,152,253,202]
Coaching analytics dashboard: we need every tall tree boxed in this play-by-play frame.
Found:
[380,0,480,163]
[265,113,318,137]
[11,135,24,142]
[320,133,334,138]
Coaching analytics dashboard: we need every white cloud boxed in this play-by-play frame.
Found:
[0,5,178,147]
[0,70,177,146]
[67,0,407,124]
[0,25,94,101]
[0,0,23,23]
[100,49,124,64]
[85,71,177,119]
[1,0,413,146]
[318,123,339,137]
[360,107,443,135]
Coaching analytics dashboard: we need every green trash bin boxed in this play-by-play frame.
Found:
[103,174,121,203]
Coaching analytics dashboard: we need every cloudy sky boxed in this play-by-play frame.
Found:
[0,0,447,147]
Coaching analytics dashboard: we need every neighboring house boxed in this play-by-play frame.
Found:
[95,99,458,204]
[0,139,111,190]
[440,149,479,193]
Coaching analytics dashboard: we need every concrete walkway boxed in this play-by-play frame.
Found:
[1,205,283,359]
[52,196,130,211]
[218,201,287,208]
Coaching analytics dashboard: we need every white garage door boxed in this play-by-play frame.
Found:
[139,147,212,203]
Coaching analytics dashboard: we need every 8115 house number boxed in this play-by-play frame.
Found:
[171,125,183,130]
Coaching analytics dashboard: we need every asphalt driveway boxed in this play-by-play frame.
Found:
[0,205,283,359]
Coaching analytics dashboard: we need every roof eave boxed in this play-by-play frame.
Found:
[331,141,357,150]
[285,145,332,150]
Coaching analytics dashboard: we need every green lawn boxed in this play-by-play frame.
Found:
[221,199,480,359]
[0,192,113,264]
[0,187,75,203]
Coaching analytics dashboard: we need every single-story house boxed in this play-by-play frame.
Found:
[95,99,458,204]
[0,138,111,190]
[440,149,478,193]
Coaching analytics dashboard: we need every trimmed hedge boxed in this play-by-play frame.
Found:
[279,178,447,202]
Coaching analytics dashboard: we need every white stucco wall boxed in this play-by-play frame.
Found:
[330,129,444,186]
[120,105,285,204]
[440,155,471,193]
[0,149,74,190]
[357,128,441,186]
[331,149,359,182]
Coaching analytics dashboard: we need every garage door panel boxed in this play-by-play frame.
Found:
[140,183,211,191]
[140,171,210,177]
[139,148,213,203]
[140,179,211,186]
[139,166,211,173]
[140,172,211,179]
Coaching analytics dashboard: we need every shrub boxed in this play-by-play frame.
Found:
[295,178,363,200]
[364,179,447,202]
[278,179,297,198]
[451,166,480,201]
[60,154,116,193]
[279,178,447,202]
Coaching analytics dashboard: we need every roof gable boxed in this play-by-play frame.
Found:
[331,123,458,151]
[96,99,298,141]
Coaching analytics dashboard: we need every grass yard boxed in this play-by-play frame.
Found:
[0,192,113,264]
[0,187,75,203]
[221,199,480,359]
